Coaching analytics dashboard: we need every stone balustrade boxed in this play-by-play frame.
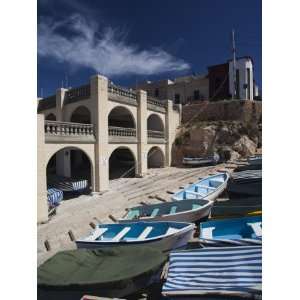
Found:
[147,97,166,113]
[108,126,137,143]
[147,130,166,144]
[65,84,91,104]
[108,126,136,137]
[147,130,165,139]
[44,121,95,143]
[108,84,137,100]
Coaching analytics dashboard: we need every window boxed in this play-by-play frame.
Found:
[154,88,159,97]
[193,90,200,100]
[174,93,180,104]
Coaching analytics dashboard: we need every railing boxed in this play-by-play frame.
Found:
[108,126,136,137]
[147,130,165,139]
[65,84,91,104]
[147,97,166,108]
[108,84,137,100]
[147,97,166,113]
[44,121,95,142]
[37,95,56,112]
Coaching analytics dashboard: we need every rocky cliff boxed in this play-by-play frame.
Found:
[172,100,262,165]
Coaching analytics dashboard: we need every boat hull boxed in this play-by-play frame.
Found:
[119,202,213,224]
[76,226,194,253]
[172,173,229,202]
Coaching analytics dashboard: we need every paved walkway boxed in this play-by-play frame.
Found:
[38,164,230,266]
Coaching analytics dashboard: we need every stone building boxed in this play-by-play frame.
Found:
[136,56,259,103]
[37,74,181,223]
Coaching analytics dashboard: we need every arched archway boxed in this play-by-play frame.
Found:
[45,113,56,121]
[147,114,164,132]
[108,106,136,128]
[46,147,92,196]
[109,147,136,180]
[70,106,91,124]
[147,146,165,168]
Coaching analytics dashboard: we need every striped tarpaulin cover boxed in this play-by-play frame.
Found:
[47,188,63,207]
[162,245,262,298]
[48,176,88,192]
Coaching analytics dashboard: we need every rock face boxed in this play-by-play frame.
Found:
[172,120,261,165]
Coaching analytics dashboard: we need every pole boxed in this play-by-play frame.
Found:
[232,29,237,100]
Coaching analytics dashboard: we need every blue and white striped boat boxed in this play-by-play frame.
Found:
[172,172,229,202]
[76,221,195,252]
[47,188,63,207]
[199,216,262,247]
[162,245,262,298]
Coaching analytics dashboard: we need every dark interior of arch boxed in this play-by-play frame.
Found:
[45,113,56,121]
[108,107,135,128]
[109,148,135,180]
[147,114,164,131]
[71,106,91,124]
[148,147,164,168]
[46,148,92,196]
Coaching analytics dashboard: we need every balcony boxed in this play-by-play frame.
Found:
[147,130,166,144]
[44,121,95,143]
[147,97,166,113]
[108,126,137,143]
[108,84,138,107]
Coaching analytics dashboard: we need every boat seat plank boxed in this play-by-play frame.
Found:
[166,227,179,235]
[169,206,177,214]
[185,191,206,198]
[137,226,153,240]
[192,204,201,210]
[196,184,216,190]
[150,208,160,217]
[111,227,131,242]
[85,228,108,241]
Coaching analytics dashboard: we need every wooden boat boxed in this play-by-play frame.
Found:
[210,196,262,219]
[172,172,229,201]
[182,153,220,166]
[118,199,214,223]
[162,245,262,299]
[38,246,168,299]
[199,215,262,246]
[76,221,195,252]
[228,170,262,197]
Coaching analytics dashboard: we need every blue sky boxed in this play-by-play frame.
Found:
[38,0,261,97]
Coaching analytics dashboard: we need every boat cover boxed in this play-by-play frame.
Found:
[162,245,262,298]
[199,216,262,247]
[38,246,167,299]
[48,175,88,192]
[210,197,262,219]
[47,188,63,207]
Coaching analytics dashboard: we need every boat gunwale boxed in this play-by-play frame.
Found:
[76,222,195,244]
[119,200,214,222]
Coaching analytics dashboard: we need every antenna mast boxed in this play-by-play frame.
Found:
[232,29,237,100]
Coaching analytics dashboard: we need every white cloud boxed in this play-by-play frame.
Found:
[38,15,190,76]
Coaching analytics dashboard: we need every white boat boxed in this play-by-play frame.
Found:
[76,221,195,252]
[172,172,229,202]
[118,199,214,223]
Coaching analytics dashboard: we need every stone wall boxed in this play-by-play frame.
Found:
[182,100,262,124]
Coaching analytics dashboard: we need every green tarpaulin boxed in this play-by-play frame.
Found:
[38,246,167,299]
